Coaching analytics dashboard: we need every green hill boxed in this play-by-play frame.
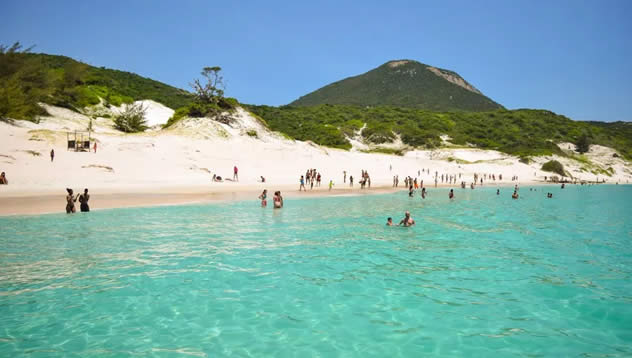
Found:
[0,49,193,121]
[247,104,632,160]
[290,60,503,111]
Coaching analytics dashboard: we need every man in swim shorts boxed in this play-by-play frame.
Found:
[399,211,415,226]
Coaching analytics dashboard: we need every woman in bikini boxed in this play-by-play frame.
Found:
[258,189,268,207]
[273,191,283,209]
[65,188,79,213]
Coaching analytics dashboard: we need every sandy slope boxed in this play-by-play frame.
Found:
[1,103,630,215]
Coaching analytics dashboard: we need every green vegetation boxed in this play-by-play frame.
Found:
[164,67,239,128]
[113,102,148,133]
[361,148,404,156]
[290,60,502,112]
[246,104,632,159]
[0,43,193,122]
[246,129,257,138]
[575,133,591,153]
[541,160,565,176]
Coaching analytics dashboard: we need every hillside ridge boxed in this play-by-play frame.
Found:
[290,59,502,111]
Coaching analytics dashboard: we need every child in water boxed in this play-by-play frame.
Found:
[386,217,393,226]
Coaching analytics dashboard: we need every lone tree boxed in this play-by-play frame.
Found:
[113,102,148,133]
[575,133,591,154]
[190,66,225,104]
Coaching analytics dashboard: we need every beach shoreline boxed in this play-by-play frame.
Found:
[0,180,579,216]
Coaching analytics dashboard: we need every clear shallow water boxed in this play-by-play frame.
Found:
[1,185,631,357]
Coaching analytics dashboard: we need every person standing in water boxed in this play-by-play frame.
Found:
[78,188,90,212]
[258,189,267,207]
[399,211,415,226]
[421,187,426,199]
[50,149,55,162]
[65,188,79,213]
[273,191,284,208]
[496,189,500,195]
[449,189,454,199]
[409,185,414,197]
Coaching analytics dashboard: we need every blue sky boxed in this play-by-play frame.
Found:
[1,0,630,121]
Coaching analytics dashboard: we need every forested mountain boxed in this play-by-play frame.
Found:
[290,60,502,111]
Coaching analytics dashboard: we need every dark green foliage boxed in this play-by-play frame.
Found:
[163,97,239,128]
[246,130,257,137]
[246,104,632,159]
[113,102,148,133]
[541,160,565,176]
[575,133,591,154]
[0,50,194,122]
[290,60,503,111]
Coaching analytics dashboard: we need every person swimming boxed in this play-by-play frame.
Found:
[449,189,454,199]
[399,211,415,226]
[386,217,393,226]
[258,189,267,207]
[496,189,500,195]
[421,187,426,199]
[78,188,90,212]
[512,190,519,199]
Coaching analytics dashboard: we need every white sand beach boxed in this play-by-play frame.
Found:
[1,102,630,215]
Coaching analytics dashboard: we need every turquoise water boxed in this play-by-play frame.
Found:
[1,185,631,357]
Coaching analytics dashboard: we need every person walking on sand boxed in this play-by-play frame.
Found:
[50,149,55,162]
[65,188,79,214]
[350,175,353,187]
[78,188,90,212]
[258,189,268,207]
[233,166,239,181]
[93,142,97,153]
[299,175,306,191]
[329,180,333,191]
[343,170,347,183]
